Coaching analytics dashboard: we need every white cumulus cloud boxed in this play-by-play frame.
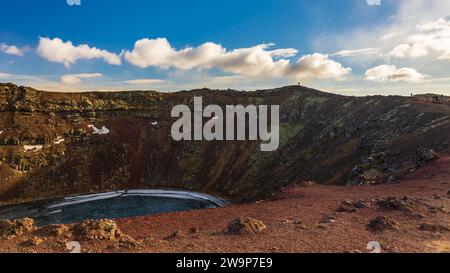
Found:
[288,53,352,80]
[37,37,121,67]
[389,18,450,60]
[365,65,428,83]
[0,43,26,56]
[60,73,103,85]
[123,38,350,80]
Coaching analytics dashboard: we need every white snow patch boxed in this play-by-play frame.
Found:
[151,121,158,126]
[23,145,43,152]
[88,125,110,135]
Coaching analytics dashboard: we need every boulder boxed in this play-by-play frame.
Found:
[72,219,123,241]
[337,200,358,213]
[0,218,36,237]
[337,199,370,213]
[189,227,202,234]
[368,216,399,232]
[376,197,417,212]
[320,214,337,224]
[227,217,267,235]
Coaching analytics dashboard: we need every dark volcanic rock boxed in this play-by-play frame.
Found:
[376,197,420,213]
[368,216,399,232]
[337,199,370,213]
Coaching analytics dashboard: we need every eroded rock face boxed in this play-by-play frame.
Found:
[0,83,448,204]
[0,218,36,237]
[227,217,267,235]
[72,219,123,241]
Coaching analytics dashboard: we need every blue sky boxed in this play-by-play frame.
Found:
[1,0,449,95]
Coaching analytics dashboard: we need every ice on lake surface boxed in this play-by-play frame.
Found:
[0,190,227,226]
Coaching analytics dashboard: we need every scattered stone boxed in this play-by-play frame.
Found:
[342,199,353,206]
[337,200,359,213]
[72,219,123,241]
[368,216,399,232]
[411,212,425,219]
[0,218,36,238]
[293,220,307,229]
[432,194,442,200]
[109,237,144,250]
[269,246,280,252]
[419,223,450,233]
[428,206,446,214]
[165,230,182,240]
[321,214,337,224]
[189,227,201,234]
[185,243,197,249]
[337,205,358,213]
[355,200,371,209]
[227,217,267,235]
[376,197,417,212]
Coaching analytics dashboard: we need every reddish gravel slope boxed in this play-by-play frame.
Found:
[114,155,450,253]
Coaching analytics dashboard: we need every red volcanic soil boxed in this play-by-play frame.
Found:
[115,155,450,253]
[1,156,449,253]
